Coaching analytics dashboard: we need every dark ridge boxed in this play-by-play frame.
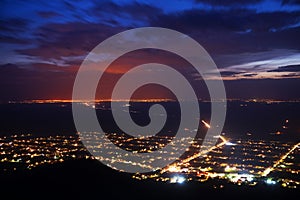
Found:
[1,159,299,199]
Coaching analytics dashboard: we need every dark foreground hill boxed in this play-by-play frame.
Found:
[1,159,299,200]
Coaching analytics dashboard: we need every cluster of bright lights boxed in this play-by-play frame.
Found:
[225,142,237,146]
[170,175,186,184]
[227,173,254,183]
[261,142,300,177]
[265,178,277,185]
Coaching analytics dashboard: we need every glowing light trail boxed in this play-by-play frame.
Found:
[201,120,211,128]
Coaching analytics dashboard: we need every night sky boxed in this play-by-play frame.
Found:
[1,0,300,101]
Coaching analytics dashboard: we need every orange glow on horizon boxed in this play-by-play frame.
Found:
[8,98,177,104]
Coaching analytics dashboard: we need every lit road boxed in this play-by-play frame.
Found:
[261,141,300,177]
[162,135,228,173]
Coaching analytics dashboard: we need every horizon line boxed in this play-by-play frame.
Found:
[4,98,300,104]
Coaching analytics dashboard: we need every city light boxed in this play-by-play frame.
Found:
[225,142,237,146]
[261,142,300,177]
[1,132,299,190]
[265,178,276,185]
[170,175,186,184]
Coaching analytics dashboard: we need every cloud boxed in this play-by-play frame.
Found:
[0,18,33,45]
[194,0,263,6]
[0,18,30,33]
[267,64,300,72]
[242,73,257,77]
[92,1,161,27]
[37,11,61,18]
[149,8,300,57]
[3,1,300,66]
[220,71,243,77]
[224,53,300,72]
[0,36,29,45]
[276,72,300,77]
[282,0,300,5]
[1,0,300,100]
[214,49,299,68]
[16,22,125,64]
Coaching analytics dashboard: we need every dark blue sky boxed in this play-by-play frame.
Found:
[1,0,300,100]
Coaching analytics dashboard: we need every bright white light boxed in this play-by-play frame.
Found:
[241,174,254,182]
[265,179,276,185]
[225,142,236,146]
[177,176,185,184]
[170,175,186,184]
[247,176,254,182]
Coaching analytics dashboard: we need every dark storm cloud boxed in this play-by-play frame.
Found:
[242,73,258,77]
[158,4,299,34]
[152,9,250,33]
[282,0,300,5]
[0,18,34,45]
[13,1,162,63]
[92,1,162,26]
[1,0,300,100]
[268,64,300,72]
[0,18,30,32]
[150,8,300,54]
[277,72,300,77]
[17,22,125,62]
[220,71,243,77]
[37,11,61,19]
[194,0,263,6]
[3,0,300,62]
[0,36,29,44]
[0,18,33,43]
